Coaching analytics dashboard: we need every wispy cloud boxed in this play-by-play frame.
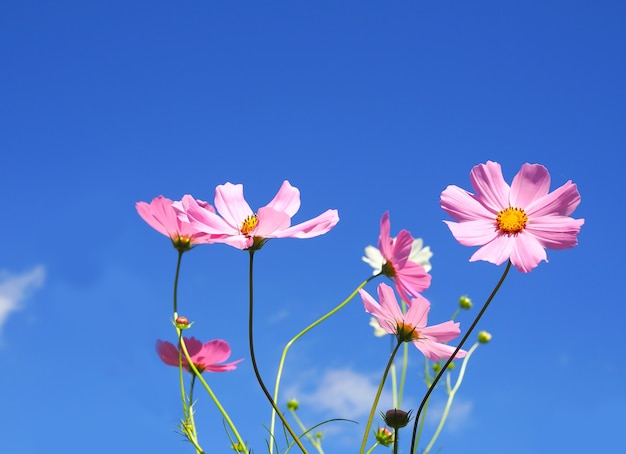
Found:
[0,266,46,337]
[286,367,395,420]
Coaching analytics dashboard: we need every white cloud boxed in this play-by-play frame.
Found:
[286,368,395,421]
[0,266,45,336]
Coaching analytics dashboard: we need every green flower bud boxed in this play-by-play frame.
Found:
[478,331,492,344]
[374,427,394,446]
[459,295,472,310]
[382,408,412,429]
[174,316,192,330]
[287,398,299,411]
[231,442,247,452]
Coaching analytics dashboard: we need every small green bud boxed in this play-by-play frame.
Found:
[231,442,247,452]
[374,427,394,446]
[478,331,492,344]
[287,398,299,411]
[459,295,472,310]
[315,432,323,440]
[382,408,412,429]
[174,316,193,330]
[432,363,441,373]
[446,362,456,370]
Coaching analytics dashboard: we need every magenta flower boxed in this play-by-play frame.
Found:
[441,161,584,272]
[136,195,221,250]
[360,283,466,361]
[375,212,431,303]
[156,337,243,373]
[184,180,339,250]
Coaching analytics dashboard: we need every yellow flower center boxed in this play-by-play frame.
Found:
[240,214,259,235]
[171,235,193,252]
[496,207,528,235]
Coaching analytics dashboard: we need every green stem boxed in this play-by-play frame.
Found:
[397,338,409,407]
[359,340,403,454]
[269,275,378,453]
[173,250,184,315]
[393,428,399,454]
[247,250,308,454]
[409,260,512,454]
[289,410,324,454]
[365,442,380,454]
[178,335,246,452]
[423,342,480,454]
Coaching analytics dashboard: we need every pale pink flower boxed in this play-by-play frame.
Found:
[136,195,220,250]
[373,212,431,304]
[184,180,339,250]
[441,161,584,272]
[360,283,466,361]
[156,337,243,373]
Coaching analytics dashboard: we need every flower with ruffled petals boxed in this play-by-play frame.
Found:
[441,161,584,272]
[369,212,431,303]
[136,195,220,251]
[184,181,339,250]
[364,237,433,273]
[360,283,466,361]
[156,337,243,373]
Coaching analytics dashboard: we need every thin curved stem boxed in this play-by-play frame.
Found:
[409,260,512,454]
[423,342,480,454]
[359,340,403,454]
[178,336,246,452]
[247,250,308,454]
[269,275,378,453]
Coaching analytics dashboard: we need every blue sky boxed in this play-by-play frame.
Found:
[1,1,625,453]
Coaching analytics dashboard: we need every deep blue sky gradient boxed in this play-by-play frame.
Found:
[1,2,625,453]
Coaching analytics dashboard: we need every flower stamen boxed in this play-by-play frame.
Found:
[496,207,527,235]
[240,214,258,235]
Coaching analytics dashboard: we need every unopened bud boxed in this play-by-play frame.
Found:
[287,399,299,411]
[382,409,412,429]
[374,427,394,446]
[478,331,492,344]
[174,316,192,329]
[459,295,472,310]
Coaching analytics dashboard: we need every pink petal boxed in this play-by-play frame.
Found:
[203,358,244,372]
[404,294,431,328]
[509,163,551,208]
[526,180,582,217]
[182,337,203,358]
[156,340,181,367]
[508,232,547,272]
[469,161,511,212]
[391,230,413,269]
[377,282,404,322]
[136,196,177,237]
[470,235,515,266]
[360,288,395,335]
[441,185,496,222]
[395,262,431,297]
[265,181,301,217]
[414,339,466,361]
[196,339,233,365]
[378,212,393,259]
[277,209,339,238]
[443,219,499,246]
[526,216,585,249]
[186,196,238,235]
[255,207,292,237]
[421,320,461,343]
[214,183,254,228]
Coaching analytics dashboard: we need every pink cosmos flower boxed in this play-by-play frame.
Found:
[156,337,243,373]
[374,212,431,304]
[136,195,221,250]
[441,161,584,273]
[184,180,339,250]
[360,283,466,361]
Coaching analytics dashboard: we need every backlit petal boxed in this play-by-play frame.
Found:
[510,163,551,208]
[469,161,510,212]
